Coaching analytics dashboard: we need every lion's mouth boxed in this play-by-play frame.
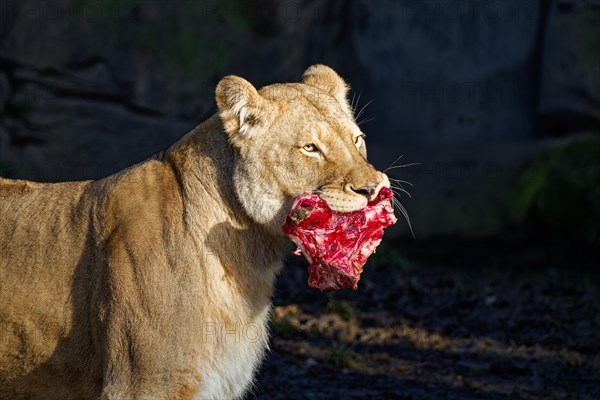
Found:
[282,187,397,291]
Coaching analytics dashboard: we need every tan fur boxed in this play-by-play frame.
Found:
[0,65,389,399]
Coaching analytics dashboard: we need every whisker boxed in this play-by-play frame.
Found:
[389,181,407,192]
[351,91,362,118]
[357,117,375,126]
[389,178,414,187]
[390,195,415,238]
[389,185,412,198]
[399,205,415,238]
[355,99,374,121]
[384,155,405,172]
[385,163,421,170]
[390,197,403,218]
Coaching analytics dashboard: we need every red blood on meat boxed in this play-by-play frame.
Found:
[282,187,397,291]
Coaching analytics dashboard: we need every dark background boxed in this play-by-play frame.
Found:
[0,1,598,399]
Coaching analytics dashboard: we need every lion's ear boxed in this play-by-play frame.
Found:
[216,76,274,141]
[302,65,351,115]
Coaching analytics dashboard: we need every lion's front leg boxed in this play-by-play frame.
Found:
[100,349,202,400]
[98,303,202,400]
[100,381,200,400]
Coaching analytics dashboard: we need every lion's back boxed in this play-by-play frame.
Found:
[0,178,93,266]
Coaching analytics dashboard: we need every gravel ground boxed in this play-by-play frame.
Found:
[250,241,600,400]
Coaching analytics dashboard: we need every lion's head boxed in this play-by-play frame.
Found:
[216,65,390,229]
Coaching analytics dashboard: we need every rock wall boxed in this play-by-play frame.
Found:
[0,0,597,241]
[352,0,541,144]
[539,0,600,134]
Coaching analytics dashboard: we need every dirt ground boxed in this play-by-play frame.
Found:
[250,241,600,400]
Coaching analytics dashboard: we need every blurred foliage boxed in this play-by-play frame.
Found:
[72,0,252,85]
[134,20,232,85]
[368,242,416,272]
[326,293,356,321]
[454,134,600,246]
[0,161,16,178]
[326,342,357,369]
[271,315,299,337]
[584,11,600,61]
[510,135,600,246]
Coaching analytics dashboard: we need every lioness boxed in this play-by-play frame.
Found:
[0,65,390,399]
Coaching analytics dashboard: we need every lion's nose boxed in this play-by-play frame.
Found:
[347,182,378,199]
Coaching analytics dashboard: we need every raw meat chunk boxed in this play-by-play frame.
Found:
[282,187,397,291]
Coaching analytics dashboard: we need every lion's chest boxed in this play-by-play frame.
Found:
[194,305,272,400]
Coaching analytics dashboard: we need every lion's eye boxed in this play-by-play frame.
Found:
[354,135,365,147]
[302,143,319,152]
